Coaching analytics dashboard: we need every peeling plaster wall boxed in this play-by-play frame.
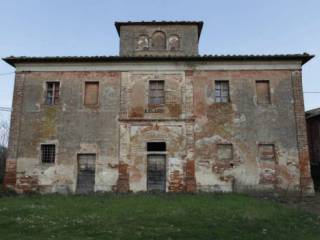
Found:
[118,71,195,192]
[10,71,121,193]
[4,64,313,194]
[191,70,304,193]
[120,123,187,192]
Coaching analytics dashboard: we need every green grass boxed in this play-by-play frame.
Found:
[0,193,319,240]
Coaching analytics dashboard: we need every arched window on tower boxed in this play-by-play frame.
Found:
[168,35,180,51]
[151,31,166,50]
[137,35,149,50]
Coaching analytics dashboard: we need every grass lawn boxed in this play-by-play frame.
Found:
[0,193,319,240]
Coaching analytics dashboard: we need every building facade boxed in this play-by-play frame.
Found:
[306,108,320,191]
[2,21,315,194]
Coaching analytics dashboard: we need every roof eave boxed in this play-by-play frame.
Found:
[2,54,314,68]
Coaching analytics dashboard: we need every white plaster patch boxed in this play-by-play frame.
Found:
[195,135,227,147]
[233,113,246,125]
[169,157,182,171]
[95,166,118,192]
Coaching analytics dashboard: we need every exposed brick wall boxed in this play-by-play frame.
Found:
[168,170,184,192]
[193,70,301,192]
[114,162,130,192]
[5,67,313,194]
[185,123,196,192]
[3,73,25,189]
[291,70,314,194]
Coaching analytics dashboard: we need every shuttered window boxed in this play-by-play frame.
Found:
[149,80,165,105]
[84,82,99,106]
[259,144,275,161]
[256,80,271,104]
[46,82,60,105]
[215,81,229,103]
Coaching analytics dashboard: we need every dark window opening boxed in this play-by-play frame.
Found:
[46,82,60,105]
[147,142,166,152]
[149,80,165,105]
[41,144,56,163]
[215,81,229,103]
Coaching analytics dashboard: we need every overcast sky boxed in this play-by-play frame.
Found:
[0,0,319,123]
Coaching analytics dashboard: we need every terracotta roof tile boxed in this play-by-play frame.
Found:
[2,53,314,67]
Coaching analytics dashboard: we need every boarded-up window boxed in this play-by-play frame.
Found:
[41,144,55,163]
[151,31,166,50]
[84,82,99,106]
[215,81,229,103]
[46,82,60,105]
[217,144,233,160]
[259,144,275,161]
[256,80,271,104]
[149,80,165,105]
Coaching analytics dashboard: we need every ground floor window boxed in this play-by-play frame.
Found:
[41,144,56,163]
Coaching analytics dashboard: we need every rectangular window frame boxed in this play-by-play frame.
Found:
[148,80,165,106]
[258,144,276,161]
[217,143,233,161]
[215,80,230,103]
[84,81,100,107]
[256,80,271,105]
[41,144,56,164]
[45,82,60,105]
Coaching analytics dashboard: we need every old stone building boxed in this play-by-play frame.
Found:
[2,21,315,194]
[306,108,320,191]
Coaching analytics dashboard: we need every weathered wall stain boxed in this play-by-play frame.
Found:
[3,21,313,195]
[3,68,314,195]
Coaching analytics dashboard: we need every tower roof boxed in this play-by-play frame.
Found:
[114,21,204,38]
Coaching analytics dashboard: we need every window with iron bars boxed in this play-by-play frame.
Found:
[215,81,230,103]
[41,144,56,163]
[46,82,60,105]
[149,80,165,105]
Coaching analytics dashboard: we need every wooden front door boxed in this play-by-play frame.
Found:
[76,154,96,194]
[147,154,166,191]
